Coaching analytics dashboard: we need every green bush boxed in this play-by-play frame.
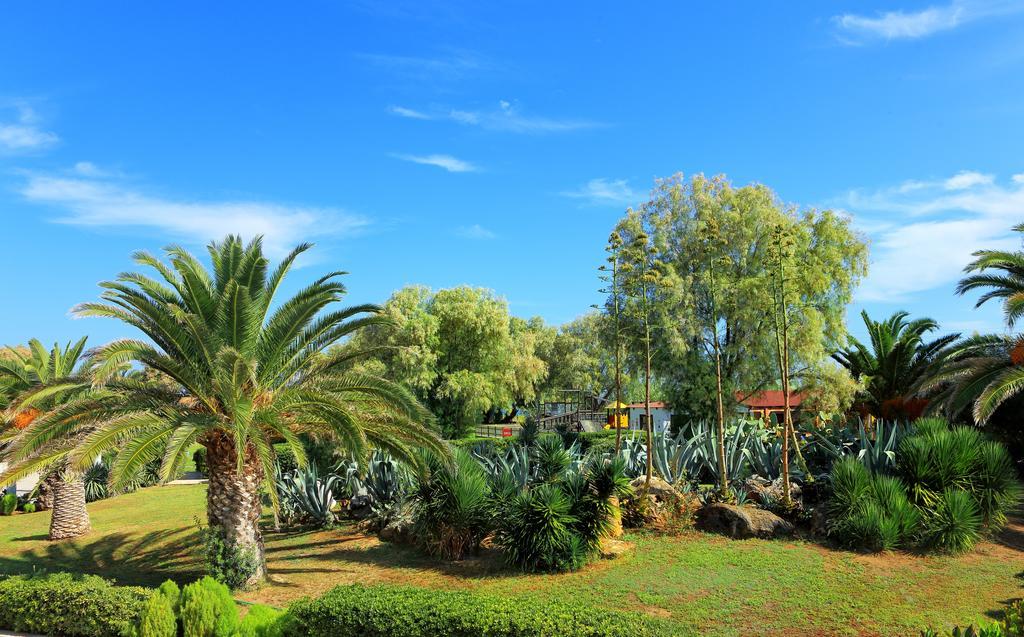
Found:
[21,502,37,513]
[448,436,513,455]
[192,447,208,475]
[135,590,177,637]
[284,584,673,637]
[200,524,259,589]
[828,458,919,551]
[0,493,16,515]
[577,431,618,455]
[0,572,150,637]
[411,449,491,560]
[180,576,239,637]
[921,488,982,553]
[156,579,181,614]
[238,604,287,637]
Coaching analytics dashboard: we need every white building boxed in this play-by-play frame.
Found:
[626,402,672,434]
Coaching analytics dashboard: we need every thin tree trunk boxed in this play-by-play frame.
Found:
[644,327,653,488]
[712,333,728,499]
[48,465,90,540]
[205,431,268,587]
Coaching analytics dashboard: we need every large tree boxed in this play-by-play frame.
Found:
[833,310,959,420]
[347,285,546,438]
[0,338,95,540]
[0,237,446,587]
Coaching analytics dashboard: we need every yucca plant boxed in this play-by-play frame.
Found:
[922,488,982,553]
[411,448,491,560]
[0,237,446,586]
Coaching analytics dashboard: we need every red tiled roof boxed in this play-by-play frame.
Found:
[627,401,668,409]
[736,390,805,408]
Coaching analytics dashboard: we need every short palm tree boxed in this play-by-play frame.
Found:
[921,224,1024,424]
[0,236,447,586]
[0,337,95,539]
[833,310,959,419]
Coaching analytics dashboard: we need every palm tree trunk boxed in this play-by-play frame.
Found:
[36,469,61,511]
[48,466,90,540]
[205,431,268,587]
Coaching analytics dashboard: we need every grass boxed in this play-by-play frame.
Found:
[1,484,1021,637]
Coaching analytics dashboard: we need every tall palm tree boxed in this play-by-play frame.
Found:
[0,338,94,539]
[0,236,447,586]
[921,224,1024,424]
[833,310,959,419]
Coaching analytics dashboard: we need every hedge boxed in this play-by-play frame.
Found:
[284,584,673,637]
[0,572,151,637]
[448,437,514,455]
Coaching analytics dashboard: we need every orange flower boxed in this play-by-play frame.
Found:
[12,407,39,430]
[1011,339,1024,366]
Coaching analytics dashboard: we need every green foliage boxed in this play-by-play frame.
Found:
[192,447,207,475]
[576,430,618,455]
[135,590,177,637]
[20,501,36,513]
[284,584,673,637]
[0,493,15,515]
[411,449,491,560]
[156,579,181,614]
[828,458,919,551]
[921,599,1024,637]
[0,572,150,637]
[275,464,338,528]
[921,488,982,554]
[200,525,259,590]
[448,436,513,455]
[237,604,287,637]
[180,576,239,637]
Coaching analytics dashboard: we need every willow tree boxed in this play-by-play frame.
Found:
[1,237,446,587]
[0,338,95,539]
[631,174,867,496]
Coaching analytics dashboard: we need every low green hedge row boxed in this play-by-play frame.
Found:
[284,583,673,637]
[447,436,515,454]
[0,573,151,637]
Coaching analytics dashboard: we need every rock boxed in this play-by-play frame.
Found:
[629,476,679,503]
[379,519,413,544]
[599,538,633,560]
[743,475,802,509]
[696,503,795,539]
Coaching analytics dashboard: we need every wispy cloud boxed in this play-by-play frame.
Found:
[21,169,368,256]
[832,0,1024,43]
[560,178,638,206]
[392,153,478,172]
[388,105,432,120]
[387,100,601,134]
[455,224,496,240]
[837,170,1024,302]
[357,50,486,81]
[0,105,59,153]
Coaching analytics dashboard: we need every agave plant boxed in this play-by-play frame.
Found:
[617,433,647,479]
[474,444,531,490]
[649,431,691,485]
[276,464,338,528]
[681,419,754,485]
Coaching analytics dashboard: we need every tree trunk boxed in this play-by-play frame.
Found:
[48,468,90,540]
[36,469,61,511]
[205,431,268,587]
[644,333,653,488]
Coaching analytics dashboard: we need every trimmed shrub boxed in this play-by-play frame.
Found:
[21,502,37,514]
[192,447,208,475]
[448,436,513,455]
[238,604,287,637]
[156,579,181,614]
[0,493,16,515]
[135,590,177,637]
[180,576,239,637]
[0,572,150,637]
[284,584,673,637]
[577,431,618,455]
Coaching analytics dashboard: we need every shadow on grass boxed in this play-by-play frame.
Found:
[0,526,203,587]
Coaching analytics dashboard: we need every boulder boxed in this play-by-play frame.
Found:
[629,476,679,503]
[696,503,794,539]
[347,495,373,520]
[742,475,802,508]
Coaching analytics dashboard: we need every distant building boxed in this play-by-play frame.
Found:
[736,390,805,421]
[625,402,672,434]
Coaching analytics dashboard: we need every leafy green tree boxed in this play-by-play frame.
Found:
[533,313,612,401]
[0,338,95,539]
[833,311,958,419]
[348,285,546,438]
[626,174,868,496]
[0,237,446,586]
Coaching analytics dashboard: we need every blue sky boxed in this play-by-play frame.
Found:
[2,1,1024,348]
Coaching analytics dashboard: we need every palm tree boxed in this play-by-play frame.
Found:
[0,236,447,586]
[833,310,959,419]
[920,224,1024,424]
[0,338,95,539]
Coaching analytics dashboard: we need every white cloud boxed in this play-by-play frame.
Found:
[357,51,486,81]
[387,100,600,134]
[388,105,431,120]
[392,153,478,172]
[838,171,1024,302]
[1012,173,1024,184]
[832,1,1024,43]
[561,178,639,206]
[0,105,59,152]
[21,172,368,256]
[455,224,496,240]
[944,170,994,190]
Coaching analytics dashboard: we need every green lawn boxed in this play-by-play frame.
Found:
[1,484,1021,637]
